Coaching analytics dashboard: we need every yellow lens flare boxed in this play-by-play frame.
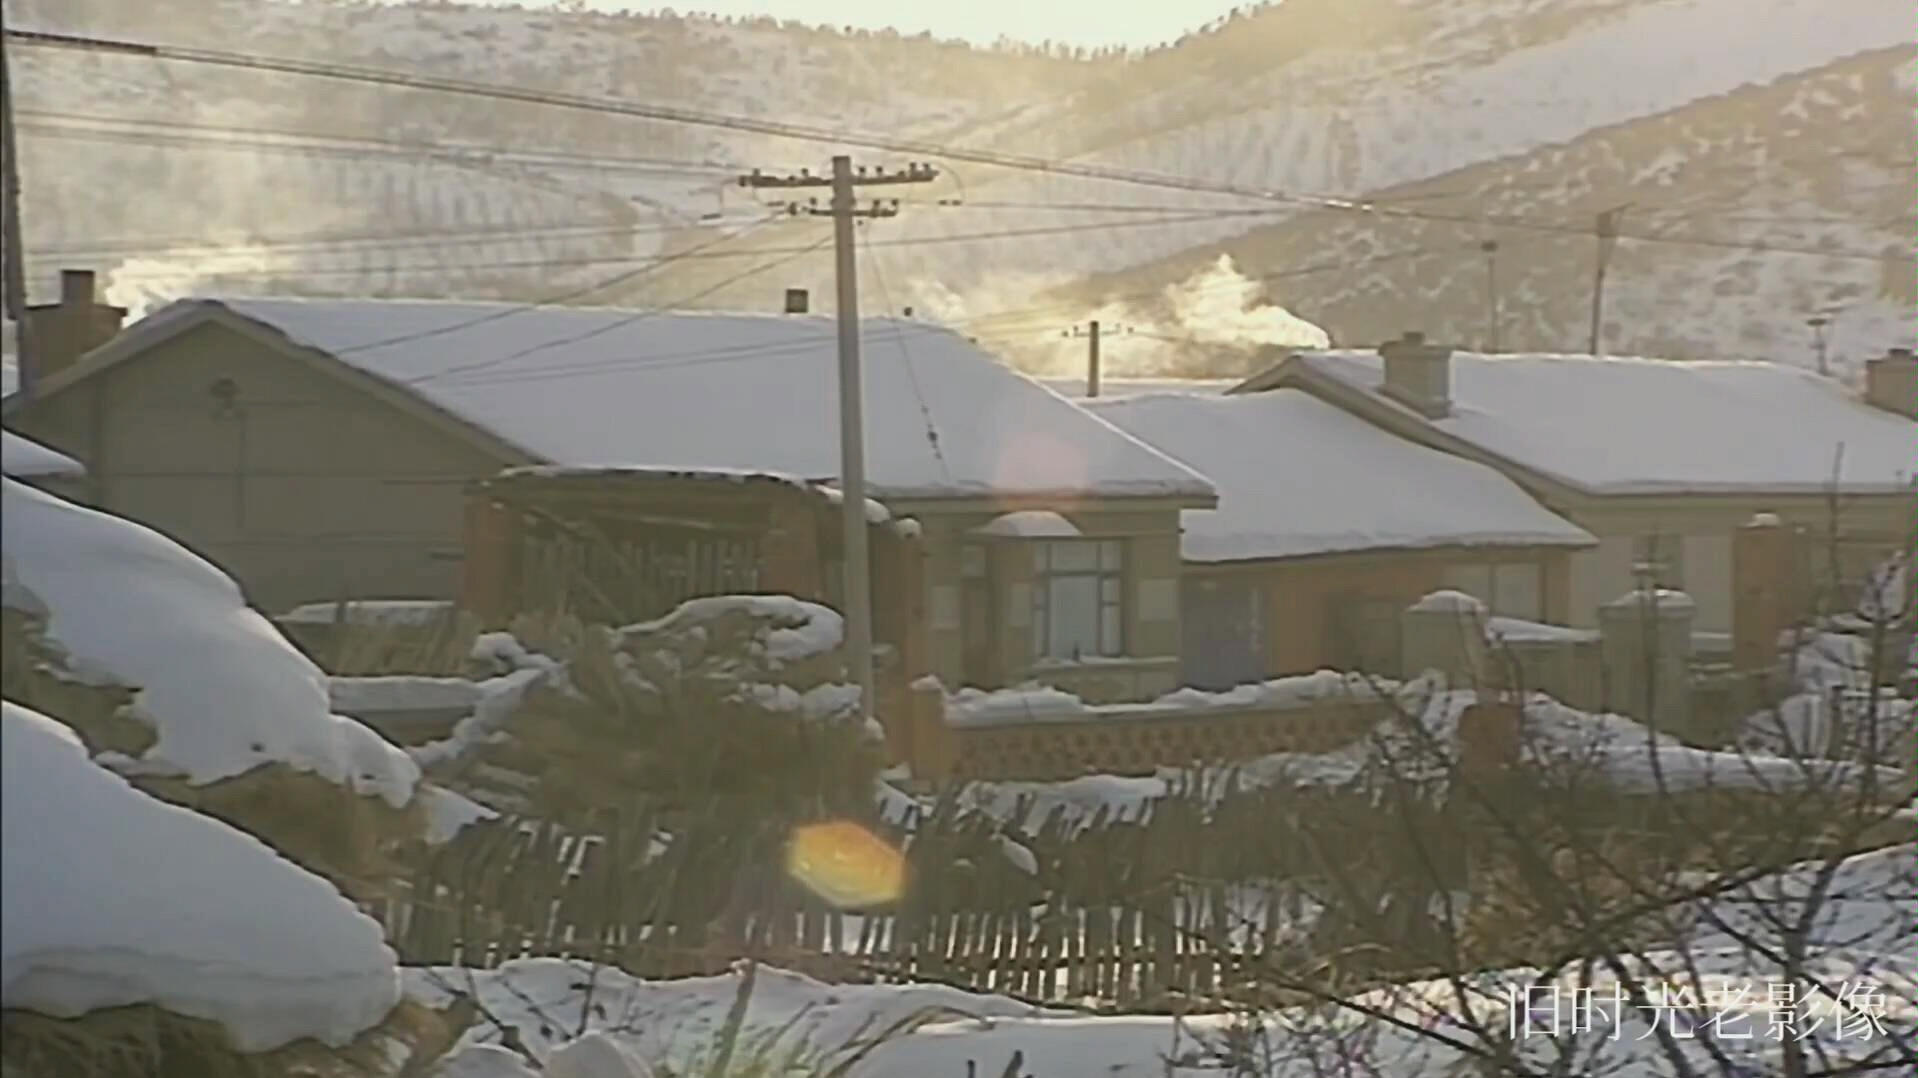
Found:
[786,820,907,909]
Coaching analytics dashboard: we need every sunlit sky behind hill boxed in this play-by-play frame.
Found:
[555,1,1254,48]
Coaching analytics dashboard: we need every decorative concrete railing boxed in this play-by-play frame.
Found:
[902,671,1391,782]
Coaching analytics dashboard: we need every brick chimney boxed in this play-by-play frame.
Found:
[21,269,127,391]
[1864,347,1917,419]
[1378,331,1453,418]
[784,287,810,315]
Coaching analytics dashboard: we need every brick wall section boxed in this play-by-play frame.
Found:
[1731,515,1801,672]
[461,494,519,624]
[762,501,825,601]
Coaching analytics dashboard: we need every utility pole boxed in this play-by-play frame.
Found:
[1078,319,1102,397]
[739,157,937,724]
[1588,205,1629,357]
[1480,239,1501,353]
[1064,321,1130,397]
[1807,313,1832,377]
[0,0,35,398]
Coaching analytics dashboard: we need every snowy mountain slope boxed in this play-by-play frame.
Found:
[10,0,1086,304]
[7,0,1097,303]
[10,0,1906,330]
[861,0,1914,291]
[1011,47,1916,374]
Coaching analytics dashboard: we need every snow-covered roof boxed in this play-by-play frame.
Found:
[2,428,85,479]
[972,510,1083,538]
[1,700,400,1051]
[1,478,420,800]
[1280,350,1918,495]
[139,298,1215,503]
[1085,390,1594,562]
[1040,376,1237,399]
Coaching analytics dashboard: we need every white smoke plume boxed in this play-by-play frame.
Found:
[103,245,296,322]
[912,254,1329,378]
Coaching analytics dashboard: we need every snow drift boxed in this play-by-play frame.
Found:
[0,700,400,1051]
[0,477,418,802]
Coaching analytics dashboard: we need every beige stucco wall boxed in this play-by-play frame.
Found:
[9,323,510,612]
[909,504,1186,701]
[1553,494,1915,633]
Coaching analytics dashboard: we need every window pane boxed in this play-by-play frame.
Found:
[1048,542,1099,573]
[1100,576,1122,604]
[1045,576,1101,659]
[1100,604,1122,655]
[1099,540,1123,570]
[961,545,987,580]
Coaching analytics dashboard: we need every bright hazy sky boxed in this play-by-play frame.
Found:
[567,1,1250,49]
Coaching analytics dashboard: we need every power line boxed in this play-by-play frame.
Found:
[350,243,1488,391]
[331,216,781,358]
[858,219,948,481]
[403,229,834,386]
[18,24,1910,267]
[92,208,1299,283]
[19,109,735,176]
[32,219,742,261]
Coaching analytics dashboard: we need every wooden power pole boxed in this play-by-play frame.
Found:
[1480,239,1501,353]
[739,157,937,724]
[0,0,35,397]
[1587,205,1629,357]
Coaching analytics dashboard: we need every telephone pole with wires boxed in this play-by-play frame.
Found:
[1588,204,1630,356]
[739,156,937,725]
[1480,239,1502,353]
[1807,312,1833,377]
[1064,320,1134,397]
[0,0,35,398]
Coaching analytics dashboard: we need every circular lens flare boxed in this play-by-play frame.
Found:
[786,820,906,909]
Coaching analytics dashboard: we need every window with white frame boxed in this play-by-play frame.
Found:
[1032,540,1124,660]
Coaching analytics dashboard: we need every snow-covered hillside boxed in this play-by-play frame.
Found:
[1037,46,1914,372]
[860,0,1912,289]
[10,0,1086,305]
[10,0,1907,365]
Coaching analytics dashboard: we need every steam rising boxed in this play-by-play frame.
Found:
[912,254,1329,378]
[105,246,296,322]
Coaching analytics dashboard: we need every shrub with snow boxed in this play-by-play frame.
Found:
[0,700,400,1053]
[0,478,419,803]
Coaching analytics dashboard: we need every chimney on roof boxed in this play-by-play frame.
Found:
[1864,347,1917,419]
[22,269,126,390]
[1378,330,1453,418]
[784,288,810,315]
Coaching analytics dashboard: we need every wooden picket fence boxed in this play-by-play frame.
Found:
[380,778,1433,1007]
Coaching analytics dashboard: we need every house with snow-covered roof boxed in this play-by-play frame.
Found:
[1230,334,1918,634]
[7,282,1217,700]
[1085,389,1595,688]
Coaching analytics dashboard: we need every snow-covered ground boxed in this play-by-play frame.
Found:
[1,700,400,1051]
[1,477,419,800]
[935,676,1902,831]
[406,840,1916,1075]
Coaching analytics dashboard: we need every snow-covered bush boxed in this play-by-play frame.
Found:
[0,478,422,890]
[1,700,402,1072]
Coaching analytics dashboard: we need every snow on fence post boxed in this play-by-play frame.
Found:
[1600,585,1695,732]
[1400,590,1489,687]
